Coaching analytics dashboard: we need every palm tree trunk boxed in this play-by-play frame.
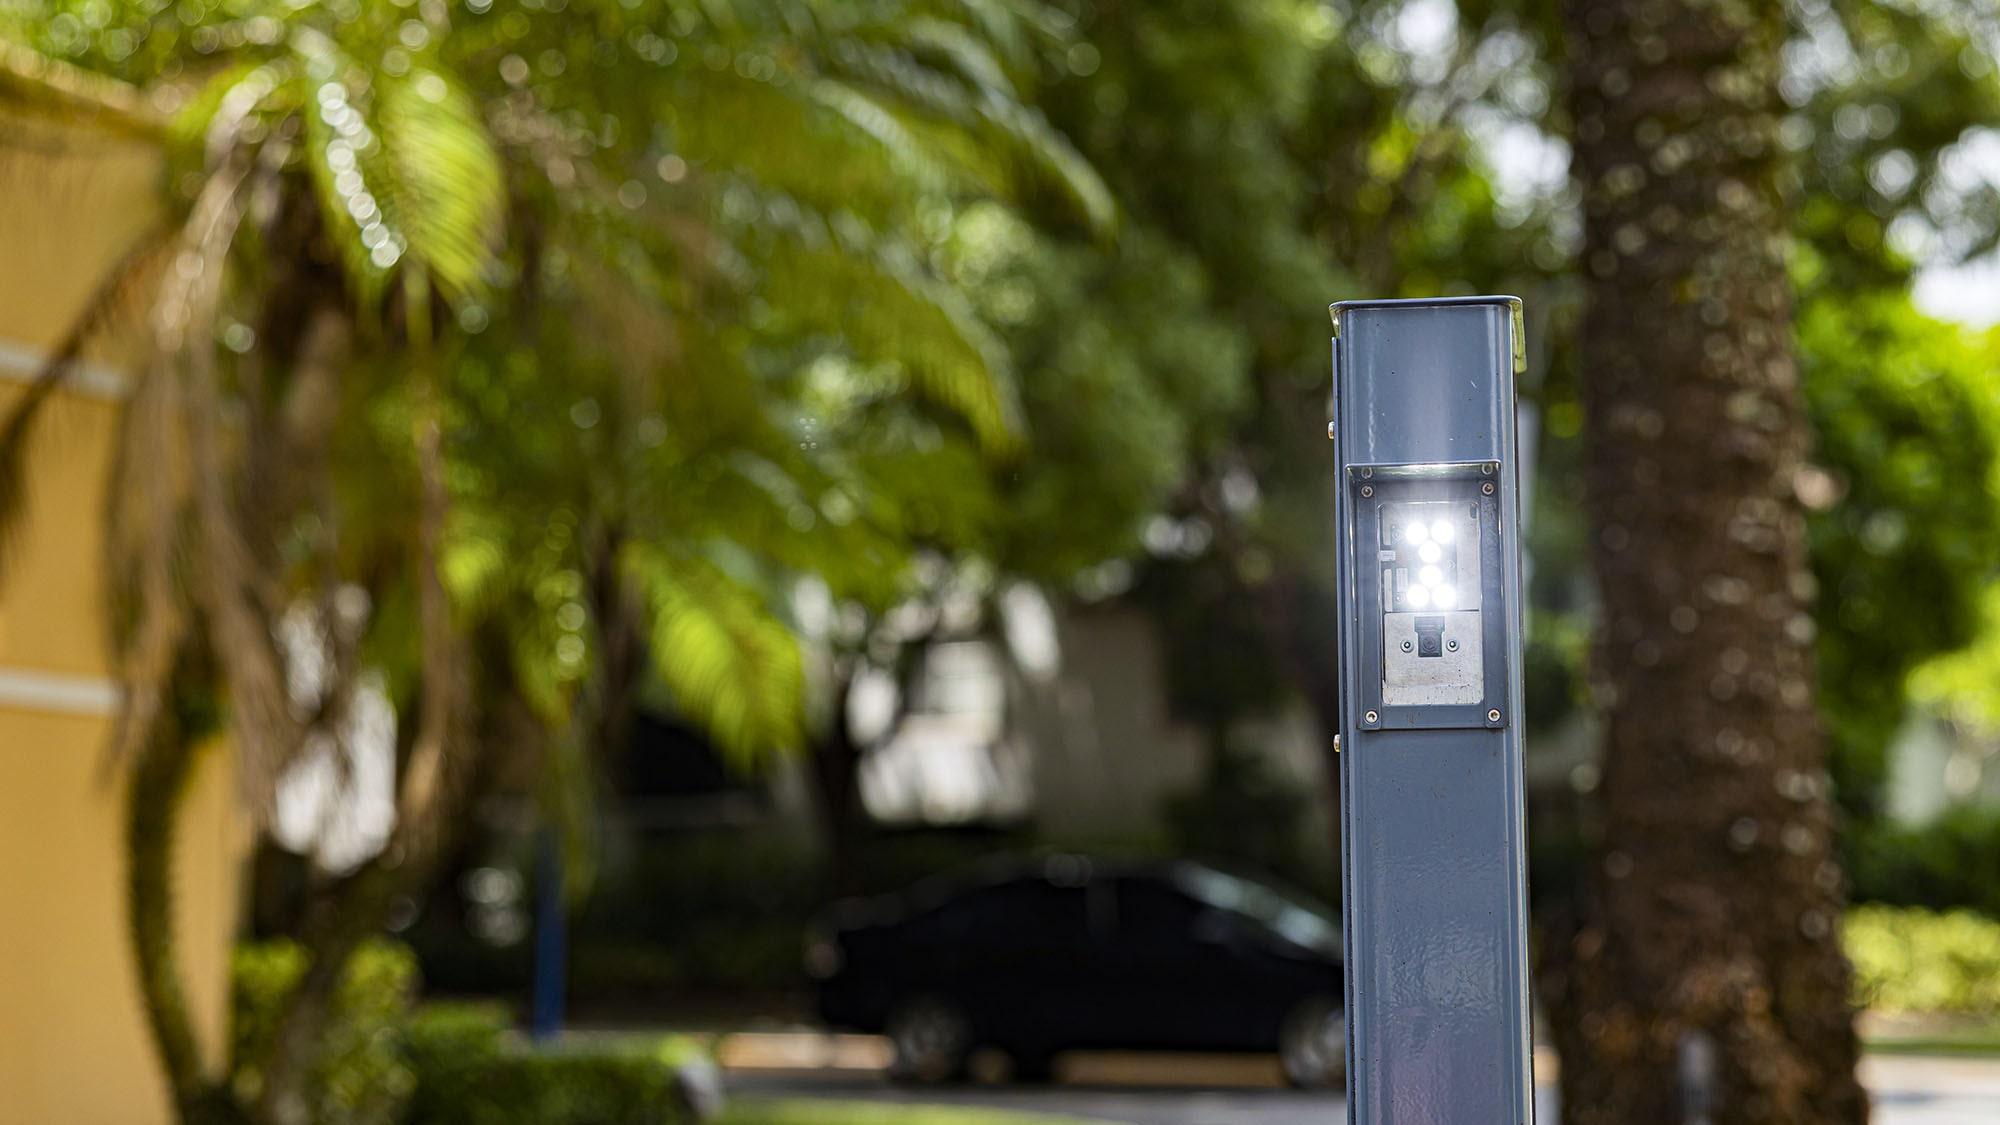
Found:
[127,660,247,1125]
[1541,1,1867,1122]
[253,368,475,1125]
[807,666,866,898]
[127,684,211,1118]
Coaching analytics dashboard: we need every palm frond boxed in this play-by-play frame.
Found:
[0,224,170,583]
[898,17,1017,101]
[749,197,1024,452]
[374,67,505,303]
[100,357,196,772]
[290,31,502,311]
[625,542,804,763]
[672,66,953,224]
[910,0,1048,73]
[824,31,1114,234]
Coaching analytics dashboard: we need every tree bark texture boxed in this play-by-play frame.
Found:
[127,683,233,1124]
[1544,2,1867,1123]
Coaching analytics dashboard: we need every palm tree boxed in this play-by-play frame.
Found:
[1542,0,1867,1121]
[0,3,1108,1122]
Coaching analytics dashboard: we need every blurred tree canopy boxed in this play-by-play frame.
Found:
[0,1,1136,1120]
[1801,298,2000,818]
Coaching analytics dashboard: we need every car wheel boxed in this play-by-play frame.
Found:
[886,997,973,1084]
[1279,996,1347,1089]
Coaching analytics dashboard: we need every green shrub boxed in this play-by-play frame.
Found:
[412,826,1040,999]
[1847,808,2000,918]
[403,1004,694,1125]
[230,940,418,1125]
[1847,905,2000,1015]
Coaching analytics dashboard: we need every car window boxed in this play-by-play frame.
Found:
[1113,878,1208,952]
[927,878,1088,948]
[1172,867,1342,956]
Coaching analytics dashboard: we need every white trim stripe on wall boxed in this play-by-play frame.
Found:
[0,337,133,400]
[0,667,121,717]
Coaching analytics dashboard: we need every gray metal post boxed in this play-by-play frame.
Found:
[1329,296,1534,1124]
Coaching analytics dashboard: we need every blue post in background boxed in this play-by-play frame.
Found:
[529,828,567,1042]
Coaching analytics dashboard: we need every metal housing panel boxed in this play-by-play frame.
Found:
[1331,297,1534,1125]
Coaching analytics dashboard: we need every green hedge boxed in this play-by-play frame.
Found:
[1847,905,2000,1016]
[403,1005,695,1125]
[233,944,695,1125]
[412,827,1039,998]
[1847,808,2000,919]
[230,940,418,1125]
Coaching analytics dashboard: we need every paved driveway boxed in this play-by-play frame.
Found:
[725,1053,2000,1124]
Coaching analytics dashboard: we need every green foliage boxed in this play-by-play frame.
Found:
[408,828,1038,997]
[1913,584,2000,733]
[567,831,824,995]
[403,1005,695,1125]
[229,952,707,1124]
[1791,0,2000,294]
[1801,297,2000,814]
[1523,606,1590,735]
[1130,555,1290,730]
[1848,807,2000,920]
[1162,741,1315,888]
[230,941,418,1125]
[949,207,1249,578]
[626,545,805,764]
[0,0,1126,793]
[1847,905,2000,1016]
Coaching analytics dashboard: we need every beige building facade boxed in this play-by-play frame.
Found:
[1,122,243,1123]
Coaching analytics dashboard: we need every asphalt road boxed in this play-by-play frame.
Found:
[725,1054,2000,1124]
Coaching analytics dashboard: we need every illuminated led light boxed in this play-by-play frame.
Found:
[1404,521,1430,545]
[1406,584,1430,608]
[1431,520,1455,544]
[1418,565,1443,587]
[1418,542,1442,563]
[1434,585,1458,609]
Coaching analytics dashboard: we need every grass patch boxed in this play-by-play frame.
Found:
[1864,1021,2000,1058]
[716,1100,1104,1125]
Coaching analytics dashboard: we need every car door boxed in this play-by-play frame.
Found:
[921,875,1095,1051]
[1105,875,1266,1050]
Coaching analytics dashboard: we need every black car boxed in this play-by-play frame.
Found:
[809,856,1346,1088]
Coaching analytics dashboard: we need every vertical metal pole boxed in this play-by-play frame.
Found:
[1330,297,1534,1123]
[530,828,568,1042]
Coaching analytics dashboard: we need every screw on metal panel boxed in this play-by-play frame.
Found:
[1360,467,1373,478]
[1364,710,1379,725]
[1487,709,1502,723]
[1481,482,1495,495]
[1447,639,1459,652]
[1360,485,1374,498]
[1482,462,1496,475]
[1402,640,1414,652]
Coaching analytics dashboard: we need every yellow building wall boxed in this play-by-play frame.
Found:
[0,127,245,1124]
